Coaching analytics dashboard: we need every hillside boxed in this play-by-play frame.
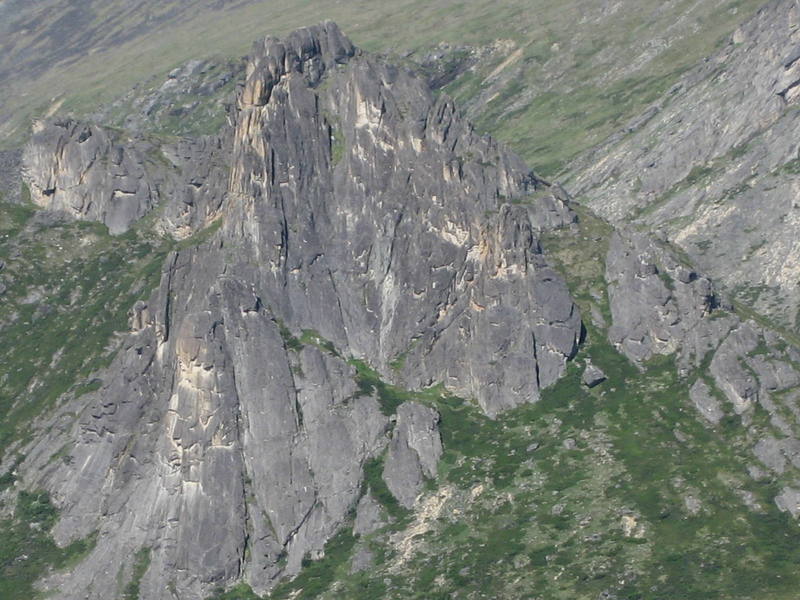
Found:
[2,2,800,600]
[0,0,767,176]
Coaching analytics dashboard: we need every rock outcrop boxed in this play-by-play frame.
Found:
[605,228,733,370]
[572,0,800,328]
[605,227,800,516]
[22,119,157,234]
[21,118,227,237]
[383,402,443,508]
[14,22,582,599]
[581,363,606,388]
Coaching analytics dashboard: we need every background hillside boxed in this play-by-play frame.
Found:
[1,0,766,175]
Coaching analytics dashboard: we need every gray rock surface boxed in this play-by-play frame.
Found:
[689,379,724,425]
[353,491,387,536]
[605,228,734,369]
[21,118,228,237]
[22,119,156,234]
[383,402,443,508]
[15,22,582,599]
[775,486,800,518]
[582,363,606,388]
[572,0,800,329]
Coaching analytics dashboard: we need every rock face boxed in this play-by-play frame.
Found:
[572,0,800,328]
[21,118,228,237]
[605,228,733,370]
[224,21,581,417]
[16,22,582,599]
[383,402,443,508]
[22,119,156,234]
[605,226,800,515]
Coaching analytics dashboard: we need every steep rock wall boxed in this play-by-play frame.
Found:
[15,22,582,599]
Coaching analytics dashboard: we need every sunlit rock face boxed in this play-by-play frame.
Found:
[19,22,581,599]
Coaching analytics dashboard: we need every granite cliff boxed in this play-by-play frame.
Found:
[10,22,580,599]
[3,4,800,600]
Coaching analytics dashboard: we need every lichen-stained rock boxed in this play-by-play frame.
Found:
[383,402,443,508]
[17,21,582,599]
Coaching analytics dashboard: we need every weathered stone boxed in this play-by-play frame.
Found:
[353,491,387,536]
[689,379,724,425]
[753,436,787,474]
[21,119,229,237]
[710,323,760,414]
[22,120,156,234]
[775,486,800,518]
[582,363,606,388]
[605,228,734,369]
[16,22,582,600]
[383,402,443,509]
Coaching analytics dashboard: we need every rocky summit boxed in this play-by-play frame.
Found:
[9,22,580,599]
[3,3,800,600]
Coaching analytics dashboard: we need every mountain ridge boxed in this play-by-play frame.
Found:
[3,4,800,600]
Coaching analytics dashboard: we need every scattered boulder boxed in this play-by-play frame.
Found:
[689,379,724,425]
[775,487,800,518]
[350,546,375,573]
[582,363,607,388]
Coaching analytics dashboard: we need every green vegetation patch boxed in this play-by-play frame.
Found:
[122,547,152,600]
[0,202,172,454]
[0,488,97,600]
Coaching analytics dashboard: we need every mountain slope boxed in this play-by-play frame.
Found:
[570,0,800,330]
[5,23,581,599]
[0,0,769,179]
[2,3,800,600]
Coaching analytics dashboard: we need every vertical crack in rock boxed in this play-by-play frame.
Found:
[16,21,582,598]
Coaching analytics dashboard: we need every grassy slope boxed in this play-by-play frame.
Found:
[1,0,768,177]
[0,200,167,452]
